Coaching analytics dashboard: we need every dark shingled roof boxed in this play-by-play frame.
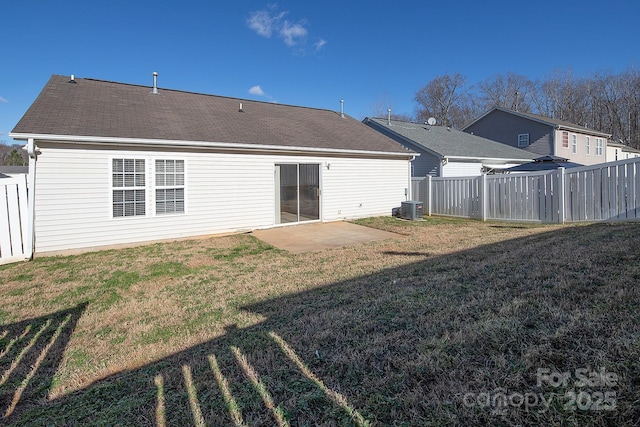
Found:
[11,75,412,156]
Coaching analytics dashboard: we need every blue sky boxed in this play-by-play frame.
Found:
[1,0,639,145]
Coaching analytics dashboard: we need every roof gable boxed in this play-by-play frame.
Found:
[364,118,536,161]
[463,107,611,138]
[11,75,412,156]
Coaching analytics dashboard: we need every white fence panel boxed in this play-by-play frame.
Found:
[412,157,640,224]
[0,175,29,264]
[485,171,558,222]
[564,159,640,222]
[431,176,479,218]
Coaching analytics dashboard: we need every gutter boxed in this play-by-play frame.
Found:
[24,138,38,260]
[443,155,535,163]
[9,133,416,160]
[554,124,611,138]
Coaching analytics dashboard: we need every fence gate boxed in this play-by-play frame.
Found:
[0,175,29,264]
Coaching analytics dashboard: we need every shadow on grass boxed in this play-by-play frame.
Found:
[3,222,640,426]
[0,303,87,424]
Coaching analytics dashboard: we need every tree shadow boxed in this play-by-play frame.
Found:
[3,222,640,425]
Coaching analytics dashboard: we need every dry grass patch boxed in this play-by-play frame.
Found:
[1,217,639,425]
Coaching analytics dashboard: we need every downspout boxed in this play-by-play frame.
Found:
[407,156,415,201]
[25,138,38,259]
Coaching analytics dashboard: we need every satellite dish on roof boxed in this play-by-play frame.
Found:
[427,117,436,125]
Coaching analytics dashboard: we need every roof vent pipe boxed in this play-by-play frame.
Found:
[239,102,243,112]
[69,74,76,83]
[387,108,391,126]
[340,99,345,118]
[152,72,158,94]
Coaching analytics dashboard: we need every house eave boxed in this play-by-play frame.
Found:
[9,132,416,159]
[553,125,611,138]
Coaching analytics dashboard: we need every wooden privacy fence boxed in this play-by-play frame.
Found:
[412,157,640,223]
[0,175,29,264]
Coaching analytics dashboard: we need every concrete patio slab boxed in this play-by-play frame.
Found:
[251,221,399,254]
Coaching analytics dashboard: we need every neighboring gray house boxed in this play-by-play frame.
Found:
[363,117,535,176]
[9,75,415,255]
[462,107,611,166]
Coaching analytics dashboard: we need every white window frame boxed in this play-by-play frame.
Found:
[154,159,186,215]
[518,133,530,147]
[596,138,603,156]
[571,134,577,154]
[585,137,590,155]
[112,158,147,218]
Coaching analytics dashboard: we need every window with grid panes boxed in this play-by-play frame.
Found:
[155,159,185,214]
[586,137,590,155]
[518,133,530,147]
[112,159,146,217]
[596,138,603,156]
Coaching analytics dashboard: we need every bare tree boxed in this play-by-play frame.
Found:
[477,72,534,112]
[415,73,470,128]
[413,66,640,147]
[368,95,414,121]
[617,67,640,145]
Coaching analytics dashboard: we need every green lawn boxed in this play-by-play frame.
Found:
[1,217,639,425]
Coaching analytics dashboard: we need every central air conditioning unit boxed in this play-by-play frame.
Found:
[400,201,423,220]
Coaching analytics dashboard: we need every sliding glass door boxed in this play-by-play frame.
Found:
[275,163,320,224]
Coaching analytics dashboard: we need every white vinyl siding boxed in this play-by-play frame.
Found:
[32,144,410,253]
[518,133,530,147]
[441,161,483,177]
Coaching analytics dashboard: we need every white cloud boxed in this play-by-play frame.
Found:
[246,9,286,38]
[280,21,307,47]
[247,6,325,53]
[248,85,265,96]
[313,38,327,51]
[0,96,8,103]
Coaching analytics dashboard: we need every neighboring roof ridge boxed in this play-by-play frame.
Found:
[365,115,535,160]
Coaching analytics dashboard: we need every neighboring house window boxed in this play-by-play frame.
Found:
[518,133,530,147]
[585,137,590,155]
[571,134,577,154]
[596,138,603,156]
[562,131,569,148]
[113,159,146,217]
[155,159,185,214]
